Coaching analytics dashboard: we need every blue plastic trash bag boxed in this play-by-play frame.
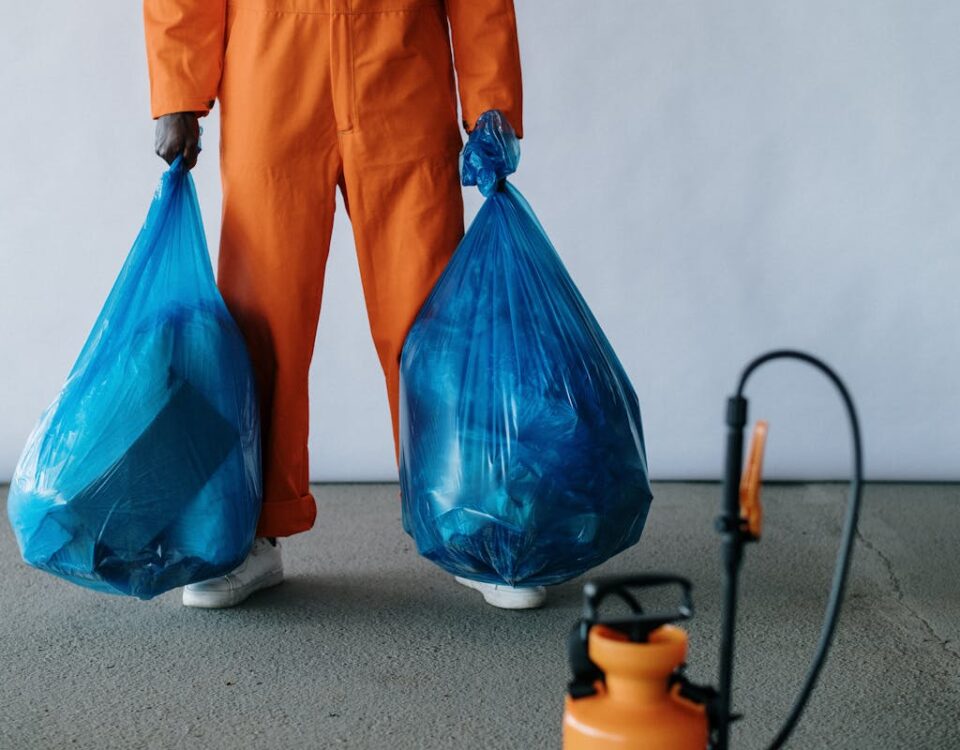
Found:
[7,158,262,600]
[399,111,652,588]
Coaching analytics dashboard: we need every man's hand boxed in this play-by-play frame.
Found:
[155,112,201,169]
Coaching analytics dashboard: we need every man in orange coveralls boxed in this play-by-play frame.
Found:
[144,0,546,609]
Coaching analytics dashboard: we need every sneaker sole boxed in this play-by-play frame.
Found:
[182,568,284,609]
[455,576,546,610]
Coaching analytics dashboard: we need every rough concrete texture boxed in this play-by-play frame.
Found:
[1,482,957,749]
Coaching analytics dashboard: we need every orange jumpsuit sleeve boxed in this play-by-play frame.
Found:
[445,0,524,138]
[143,0,227,119]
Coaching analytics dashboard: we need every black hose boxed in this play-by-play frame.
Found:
[726,350,863,749]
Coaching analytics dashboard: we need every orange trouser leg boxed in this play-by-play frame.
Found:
[341,151,465,461]
[216,6,342,537]
[334,2,466,462]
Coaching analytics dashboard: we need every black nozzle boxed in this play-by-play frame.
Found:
[726,395,748,429]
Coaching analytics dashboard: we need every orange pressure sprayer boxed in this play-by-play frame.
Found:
[563,350,864,749]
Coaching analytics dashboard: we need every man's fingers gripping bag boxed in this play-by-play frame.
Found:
[7,158,262,599]
[399,112,652,587]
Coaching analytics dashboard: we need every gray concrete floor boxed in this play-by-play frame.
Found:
[0,482,957,749]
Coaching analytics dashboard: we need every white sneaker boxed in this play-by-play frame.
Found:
[455,576,547,610]
[182,538,284,608]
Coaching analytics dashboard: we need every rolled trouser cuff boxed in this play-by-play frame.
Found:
[255,492,317,538]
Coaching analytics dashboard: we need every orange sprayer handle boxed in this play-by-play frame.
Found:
[739,420,768,540]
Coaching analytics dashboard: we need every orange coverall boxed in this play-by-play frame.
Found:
[144,0,522,537]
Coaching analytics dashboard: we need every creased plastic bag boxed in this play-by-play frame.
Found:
[7,158,262,599]
[399,112,652,588]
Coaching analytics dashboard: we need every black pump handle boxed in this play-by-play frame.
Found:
[582,574,694,642]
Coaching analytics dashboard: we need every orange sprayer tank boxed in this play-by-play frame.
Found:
[563,623,708,749]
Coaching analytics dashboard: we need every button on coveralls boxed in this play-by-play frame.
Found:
[143,0,523,538]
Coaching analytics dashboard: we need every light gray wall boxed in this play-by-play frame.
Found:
[1,1,957,482]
